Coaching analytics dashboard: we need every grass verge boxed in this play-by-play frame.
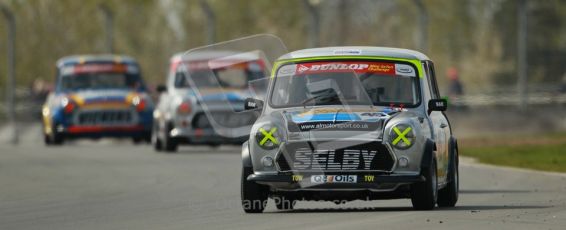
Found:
[460,133,566,173]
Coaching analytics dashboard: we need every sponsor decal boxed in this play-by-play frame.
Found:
[291,112,361,122]
[297,64,310,73]
[207,52,264,70]
[184,61,210,70]
[290,121,378,132]
[368,63,395,74]
[333,49,362,55]
[394,64,416,77]
[291,62,400,76]
[291,175,303,182]
[278,61,417,77]
[278,64,298,76]
[74,64,127,74]
[61,64,139,75]
[287,110,385,131]
[359,112,387,117]
[364,175,375,182]
[311,175,357,183]
[295,62,370,75]
[293,149,378,170]
[293,108,385,116]
[175,59,264,73]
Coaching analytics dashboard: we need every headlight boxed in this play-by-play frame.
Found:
[61,97,76,114]
[255,125,281,150]
[390,123,415,149]
[132,96,147,112]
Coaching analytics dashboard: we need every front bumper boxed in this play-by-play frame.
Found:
[61,124,151,138]
[247,172,424,191]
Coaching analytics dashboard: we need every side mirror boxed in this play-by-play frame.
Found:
[244,98,263,111]
[428,99,448,114]
[156,85,167,93]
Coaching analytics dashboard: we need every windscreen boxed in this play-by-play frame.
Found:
[58,63,144,91]
[60,73,143,91]
[174,61,264,89]
[271,61,420,108]
[180,34,287,138]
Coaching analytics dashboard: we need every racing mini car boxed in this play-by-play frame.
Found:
[152,51,266,152]
[241,47,459,212]
[42,55,154,145]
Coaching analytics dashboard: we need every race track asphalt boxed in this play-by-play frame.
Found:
[0,137,565,230]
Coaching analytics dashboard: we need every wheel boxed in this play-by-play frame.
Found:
[134,132,152,145]
[51,132,64,145]
[163,123,178,152]
[275,196,296,210]
[241,166,268,213]
[49,125,64,145]
[44,133,52,145]
[43,125,53,145]
[142,132,152,144]
[411,159,438,210]
[132,137,143,144]
[152,123,163,151]
[438,148,459,207]
[44,122,63,146]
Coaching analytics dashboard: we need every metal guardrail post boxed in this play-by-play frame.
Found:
[413,0,429,53]
[98,4,114,53]
[200,0,216,45]
[517,0,528,111]
[302,0,320,48]
[1,4,18,144]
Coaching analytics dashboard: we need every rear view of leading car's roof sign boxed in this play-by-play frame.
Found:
[277,61,416,77]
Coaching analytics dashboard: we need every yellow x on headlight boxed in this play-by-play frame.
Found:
[256,126,280,150]
[390,124,415,149]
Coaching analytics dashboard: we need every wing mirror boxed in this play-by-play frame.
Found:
[428,99,447,114]
[244,98,263,111]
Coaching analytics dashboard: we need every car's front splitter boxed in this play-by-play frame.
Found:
[247,172,424,192]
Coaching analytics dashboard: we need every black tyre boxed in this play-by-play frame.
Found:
[49,127,64,145]
[134,132,151,145]
[241,166,268,213]
[275,196,296,210]
[44,122,63,146]
[132,137,143,144]
[438,147,459,207]
[51,133,64,145]
[143,132,152,144]
[152,123,163,151]
[411,159,438,210]
[163,123,178,152]
[44,129,53,145]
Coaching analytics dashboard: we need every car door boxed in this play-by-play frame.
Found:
[424,61,450,184]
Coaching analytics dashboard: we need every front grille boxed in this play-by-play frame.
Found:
[76,109,134,125]
[276,141,394,172]
[192,111,258,129]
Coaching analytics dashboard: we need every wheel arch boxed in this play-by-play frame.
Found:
[420,138,436,174]
[448,136,459,179]
[242,141,253,168]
